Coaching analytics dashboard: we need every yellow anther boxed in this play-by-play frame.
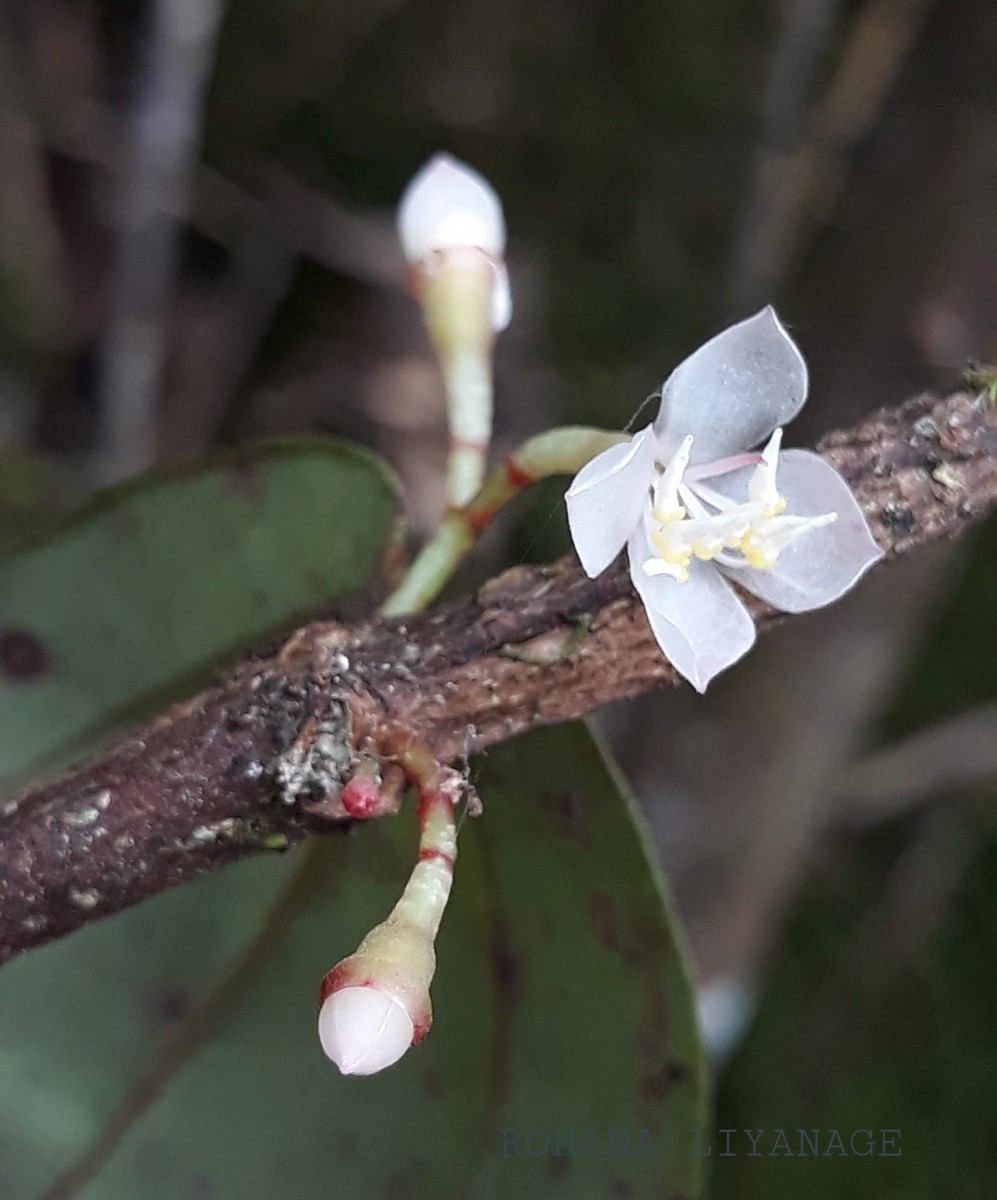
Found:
[650,529,692,567]
[641,557,690,583]
[650,507,686,525]
[692,539,723,561]
[742,542,775,570]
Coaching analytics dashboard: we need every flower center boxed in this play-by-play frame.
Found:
[641,431,836,583]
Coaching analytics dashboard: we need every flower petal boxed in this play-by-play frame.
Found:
[627,523,756,692]
[654,307,808,463]
[715,449,883,612]
[566,425,658,577]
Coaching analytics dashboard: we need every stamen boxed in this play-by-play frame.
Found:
[748,429,783,510]
[642,431,836,585]
[653,434,694,517]
[642,557,689,583]
[738,511,837,570]
[650,507,686,524]
[650,528,692,567]
[691,534,724,561]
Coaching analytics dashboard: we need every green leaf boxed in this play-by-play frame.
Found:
[0,451,72,558]
[713,801,997,1200]
[0,437,400,789]
[3,722,705,1199]
[878,520,997,737]
[709,518,997,1198]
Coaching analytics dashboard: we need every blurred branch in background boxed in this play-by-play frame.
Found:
[0,8,67,393]
[725,0,842,313]
[836,701,997,825]
[157,186,295,462]
[97,0,223,482]
[726,0,935,313]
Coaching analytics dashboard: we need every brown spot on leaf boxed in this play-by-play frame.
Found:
[556,789,589,844]
[642,1059,688,1102]
[0,629,51,683]
[547,1153,570,1181]
[666,1059,688,1083]
[609,1177,635,1199]
[381,1160,432,1199]
[422,1067,444,1101]
[494,921,524,1009]
[228,457,266,506]
[340,1132,357,1157]
[151,987,191,1025]
[591,891,618,953]
[537,909,556,944]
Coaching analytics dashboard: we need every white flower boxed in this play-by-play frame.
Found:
[318,985,415,1077]
[565,307,883,692]
[397,153,511,331]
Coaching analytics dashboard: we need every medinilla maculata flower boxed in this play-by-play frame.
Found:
[566,307,882,691]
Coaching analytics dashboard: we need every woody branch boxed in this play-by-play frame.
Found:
[0,385,994,964]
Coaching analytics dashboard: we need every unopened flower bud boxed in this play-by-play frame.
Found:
[318,753,459,1077]
[318,986,414,1077]
[398,153,505,265]
[317,907,436,1077]
[396,154,511,506]
[340,772,384,819]
[398,153,511,346]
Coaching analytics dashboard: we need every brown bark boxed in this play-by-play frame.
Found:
[1,387,994,964]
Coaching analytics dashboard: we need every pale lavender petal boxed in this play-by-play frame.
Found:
[654,307,808,463]
[716,449,883,612]
[565,425,658,577]
[627,524,756,692]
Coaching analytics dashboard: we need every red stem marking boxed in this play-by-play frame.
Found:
[502,454,535,489]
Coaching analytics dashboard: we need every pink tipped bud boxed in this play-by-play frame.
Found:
[340,774,384,819]
[317,920,434,1077]
[318,985,414,1076]
[317,754,457,1077]
[398,153,506,265]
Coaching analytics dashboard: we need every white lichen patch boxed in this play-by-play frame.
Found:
[188,824,217,846]
[61,807,100,828]
[932,463,963,491]
[274,698,352,805]
[186,818,241,849]
[68,887,100,909]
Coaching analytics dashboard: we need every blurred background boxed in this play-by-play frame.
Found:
[1,0,996,1196]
